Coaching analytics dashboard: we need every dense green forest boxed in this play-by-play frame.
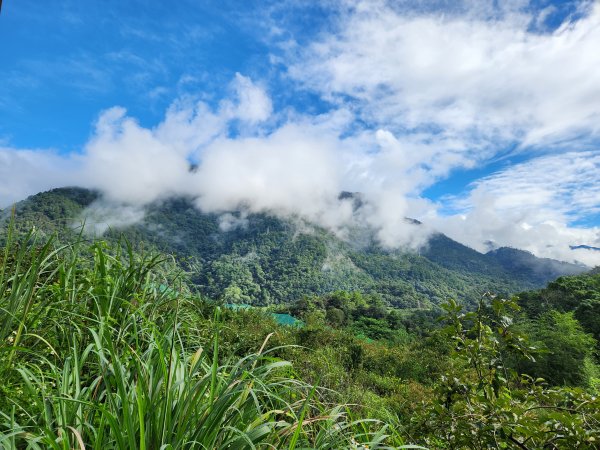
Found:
[0,223,599,448]
[0,188,587,310]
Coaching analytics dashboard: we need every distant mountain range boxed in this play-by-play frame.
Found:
[571,244,600,251]
[0,187,588,308]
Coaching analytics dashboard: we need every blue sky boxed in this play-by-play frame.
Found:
[1,0,599,265]
[1,1,274,147]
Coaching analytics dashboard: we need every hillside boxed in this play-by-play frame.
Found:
[1,187,587,308]
[423,233,586,286]
[518,271,600,349]
[487,246,587,284]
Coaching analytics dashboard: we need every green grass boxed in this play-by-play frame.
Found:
[0,225,413,449]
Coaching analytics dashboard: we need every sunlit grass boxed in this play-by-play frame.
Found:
[0,223,413,449]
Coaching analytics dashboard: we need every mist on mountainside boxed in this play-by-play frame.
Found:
[1,187,589,310]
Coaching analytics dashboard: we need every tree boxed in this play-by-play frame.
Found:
[413,295,600,449]
[517,311,597,386]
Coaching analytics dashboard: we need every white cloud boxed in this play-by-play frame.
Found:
[192,123,343,218]
[0,75,274,207]
[455,152,600,217]
[80,74,276,206]
[218,211,249,232]
[0,73,433,250]
[74,202,146,236]
[290,0,600,148]
[82,107,193,204]
[0,147,83,207]
[226,73,273,123]
[430,151,600,265]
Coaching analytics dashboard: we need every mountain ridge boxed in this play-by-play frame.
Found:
[0,187,588,307]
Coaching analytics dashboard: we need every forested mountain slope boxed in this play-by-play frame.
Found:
[518,271,600,350]
[0,187,587,308]
[423,233,586,286]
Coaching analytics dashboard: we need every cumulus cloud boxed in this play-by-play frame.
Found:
[0,73,273,209]
[82,107,194,204]
[225,73,273,123]
[75,97,432,248]
[192,124,342,216]
[2,71,599,263]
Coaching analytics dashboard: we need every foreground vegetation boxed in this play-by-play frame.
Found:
[1,225,599,448]
[0,227,411,448]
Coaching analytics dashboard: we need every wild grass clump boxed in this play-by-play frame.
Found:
[0,225,412,449]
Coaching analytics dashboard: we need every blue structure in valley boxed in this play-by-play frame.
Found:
[224,304,303,327]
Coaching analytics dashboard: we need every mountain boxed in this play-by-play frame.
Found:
[422,233,587,286]
[0,187,587,308]
[571,244,600,251]
[486,246,586,285]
